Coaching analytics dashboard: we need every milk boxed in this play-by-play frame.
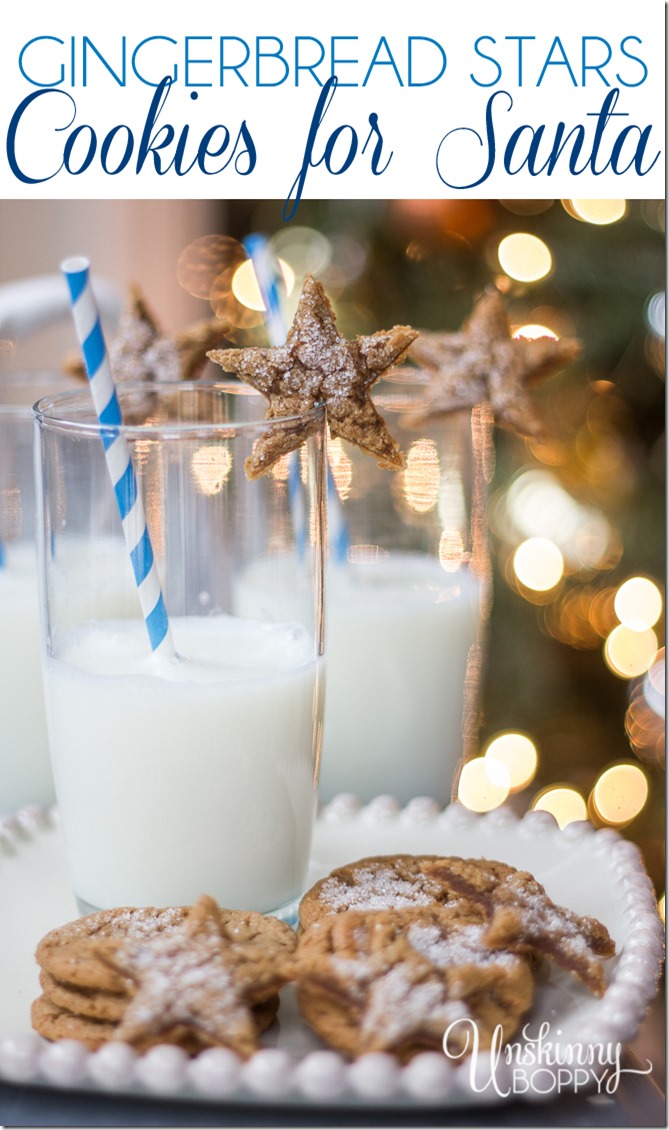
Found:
[236,554,481,804]
[0,538,140,813]
[43,615,323,912]
[0,543,51,812]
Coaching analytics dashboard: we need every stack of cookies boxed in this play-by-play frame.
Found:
[32,896,296,1056]
[31,856,615,1062]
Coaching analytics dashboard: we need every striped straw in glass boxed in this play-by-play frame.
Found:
[61,257,174,658]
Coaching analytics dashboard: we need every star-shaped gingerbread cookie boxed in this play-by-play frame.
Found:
[293,905,534,1060]
[207,274,418,478]
[94,895,292,1056]
[64,285,229,384]
[406,289,581,438]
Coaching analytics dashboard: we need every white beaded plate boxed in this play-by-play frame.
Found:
[0,797,663,1108]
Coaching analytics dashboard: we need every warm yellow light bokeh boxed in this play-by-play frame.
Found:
[604,624,658,678]
[512,324,558,342]
[231,258,295,311]
[659,895,665,924]
[532,786,588,829]
[614,577,663,631]
[190,446,232,495]
[591,764,649,826]
[484,732,538,791]
[402,439,441,514]
[513,537,564,592]
[439,529,466,573]
[498,234,552,282]
[569,200,627,225]
[458,757,510,813]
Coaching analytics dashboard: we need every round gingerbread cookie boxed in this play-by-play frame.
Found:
[31,994,118,1051]
[39,968,129,1022]
[299,854,468,931]
[31,994,219,1055]
[35,906,190,992]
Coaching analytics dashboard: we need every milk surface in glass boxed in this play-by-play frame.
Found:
[44,614,322,912]
[236,553,481,804]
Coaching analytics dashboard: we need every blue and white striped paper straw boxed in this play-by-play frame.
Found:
[61,257,174,658]
[242,234,349,564]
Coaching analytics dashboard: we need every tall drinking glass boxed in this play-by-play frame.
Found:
[0,372,77,813]
[319,379,493,805]
[34,383,326,917]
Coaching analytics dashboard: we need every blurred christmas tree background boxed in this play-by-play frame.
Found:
[218,197,665,904]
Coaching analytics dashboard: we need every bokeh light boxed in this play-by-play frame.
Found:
[645,291,665,339]
[512,324,558,341]
[502,469,615,573]
[402,439,440,513]
[566,200,627,225]
[484,732,538,791]
[614,577,663,630]
[532,786,588,829]
[604,625,658,679]
[659,895,665,924]
[439,530,466,573]
[268,226,332,277]
[191,445,232,495]
[497,233,552,282]
[643,648,665,718]
[513,537,564,592]
[591,763,648,826]
[458,757,510,812]
[231,258,295,312]
[176,235,245,299]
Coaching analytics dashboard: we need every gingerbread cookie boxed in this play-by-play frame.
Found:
[36,905,190,992]
[298,854,479,931]
[208,274,417,478]
[33,896,296,1057]
[31,995,119,1051]
[406,289,581,438]
[425,857,615,995]
[39,968,129,1022]
[64,285,229,385]
[292,905,534,1061]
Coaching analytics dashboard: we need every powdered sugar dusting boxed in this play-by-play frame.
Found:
[362,966,468,1046]
[115,928,250,1045]
[407,922,519,970]
[319,867,441,913]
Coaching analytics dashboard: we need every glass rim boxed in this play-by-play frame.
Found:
[32,380,326,439]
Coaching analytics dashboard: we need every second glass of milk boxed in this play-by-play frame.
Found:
[239,378,492,806]
[0,371,82,815]
[34,383,326,917]
[325,382,492,804]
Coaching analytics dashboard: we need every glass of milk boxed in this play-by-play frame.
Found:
[34,383,326,917]
[0,371,80,815]
[324,382,491,805]
[239,377,492,806]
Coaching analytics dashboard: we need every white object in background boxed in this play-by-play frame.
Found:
[0,274,120,343]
